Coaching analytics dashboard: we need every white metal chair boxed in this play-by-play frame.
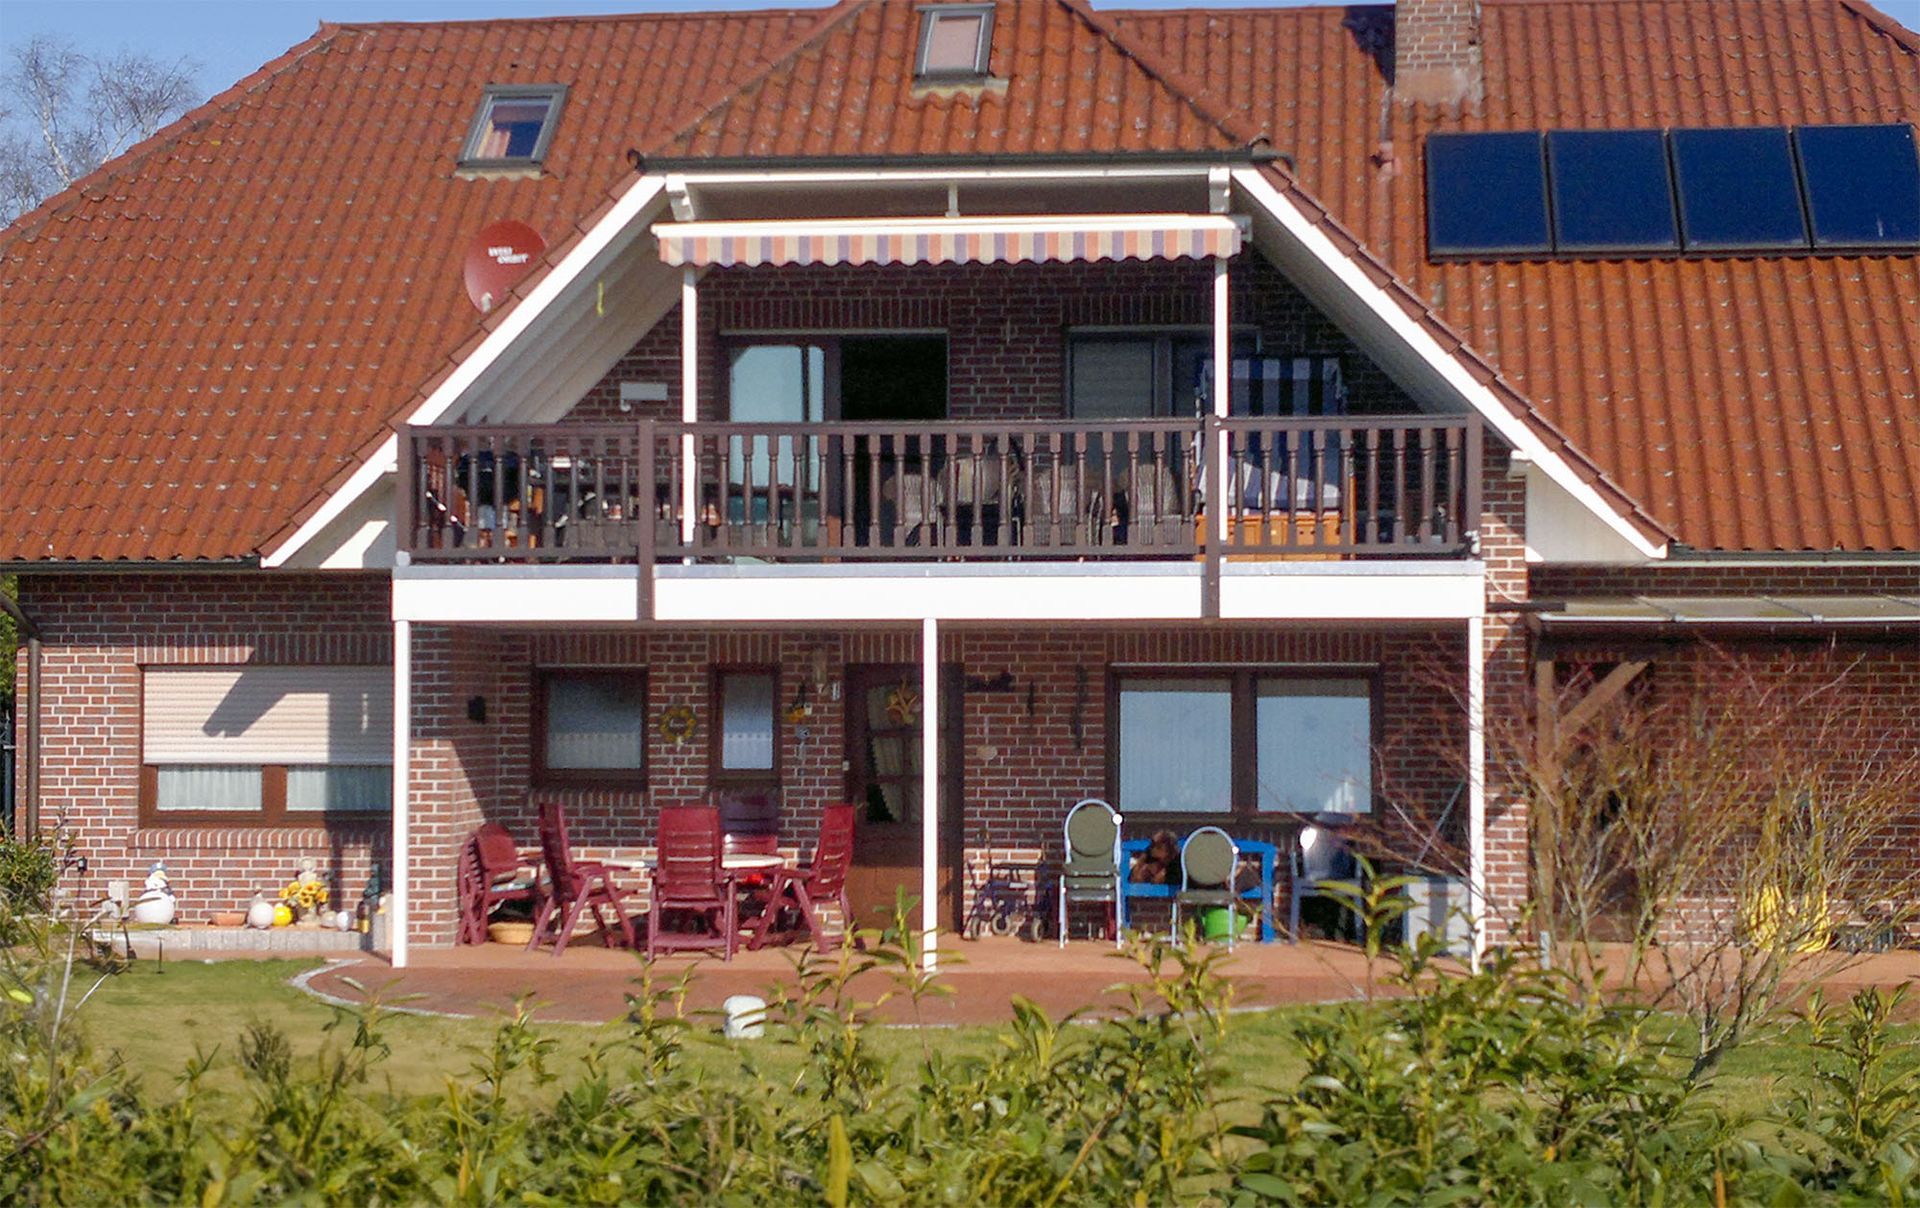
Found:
[1172,826,1242,949]
[1057,798,1123,947]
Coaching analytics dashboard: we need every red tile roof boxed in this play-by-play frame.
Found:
[1113,0,1920,552]
[644,0,1245,163]
[3,0,1915,560]
[0,9,820,562]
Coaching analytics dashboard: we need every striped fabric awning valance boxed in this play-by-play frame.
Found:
[656,215,1243,269]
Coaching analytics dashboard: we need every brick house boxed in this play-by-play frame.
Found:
[3,0,1915,965]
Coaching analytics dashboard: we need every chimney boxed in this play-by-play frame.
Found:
[1394,0,1483,107]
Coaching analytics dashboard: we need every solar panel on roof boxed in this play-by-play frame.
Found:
[1794,123,1920,249]
[1425,132,1551,256]
[1670,127,1809,251]
[1546,130,1679,253]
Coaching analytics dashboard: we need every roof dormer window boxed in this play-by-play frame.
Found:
[460,85,567,169]
[915,4,993,82]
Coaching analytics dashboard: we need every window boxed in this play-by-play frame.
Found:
[140,666,392,825]
[1111,670,1373,817]
[915,4,993,80]
[1253,679,1372,813]
[713,669,778,779]
[536,670,646,784]
[1067,330,1260,419]
[460,85,566,167]
[1546,130,1679,253]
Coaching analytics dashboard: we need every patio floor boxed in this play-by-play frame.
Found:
[300,937,1920,1027]
[304,936,1418,1026]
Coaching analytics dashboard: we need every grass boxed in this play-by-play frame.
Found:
[74,954,1904,1122]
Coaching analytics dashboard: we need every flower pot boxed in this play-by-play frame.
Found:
[1199,907,1249,941]
[487,921,534,946]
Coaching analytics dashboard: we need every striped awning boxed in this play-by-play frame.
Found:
[656,214,1244,269]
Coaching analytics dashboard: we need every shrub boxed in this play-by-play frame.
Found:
[3,889,1915,1204]
[0,834,59,946]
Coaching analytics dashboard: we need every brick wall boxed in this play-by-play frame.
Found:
[11,572,391,918]
[1393,0,1484,107]
[1479,445,1532,945]
[1532,563,1920,945]
[565,255,1416,426]
[399,620,1472,946]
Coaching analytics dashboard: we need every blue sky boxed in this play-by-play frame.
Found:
[0,0,1331,105]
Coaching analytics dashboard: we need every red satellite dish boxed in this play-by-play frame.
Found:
[463,220,546,313]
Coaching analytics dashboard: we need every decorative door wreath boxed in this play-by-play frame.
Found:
[657,704,697,746]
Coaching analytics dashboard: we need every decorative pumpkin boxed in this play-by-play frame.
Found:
[271,903,294,928]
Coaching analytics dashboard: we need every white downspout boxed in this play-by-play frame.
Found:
[390,619,412,969]
[1466,612,1487,970]
[921,616,940,973]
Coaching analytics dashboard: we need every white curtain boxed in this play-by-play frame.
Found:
[153,765,262,813]
[1117,678,1233,813]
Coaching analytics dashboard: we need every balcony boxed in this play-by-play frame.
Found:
[398,416,1483,570]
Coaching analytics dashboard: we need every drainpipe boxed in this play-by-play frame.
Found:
[0,586,42,840]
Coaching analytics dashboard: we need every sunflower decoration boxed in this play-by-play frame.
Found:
[278,878,330,920]
[884,682,921,727]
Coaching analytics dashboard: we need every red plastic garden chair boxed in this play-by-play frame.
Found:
[457,822,544,945]
[749,804,855,951]
[645,806,737,959]
[716,788,782,928]
[527,800,640,956]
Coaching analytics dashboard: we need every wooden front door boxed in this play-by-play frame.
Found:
[844,664,963,933]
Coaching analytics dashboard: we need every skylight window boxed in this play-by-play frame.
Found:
[460,85,566,168]
[916,4,993,81]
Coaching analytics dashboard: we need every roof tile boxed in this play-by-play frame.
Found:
[1117,0,1920,551]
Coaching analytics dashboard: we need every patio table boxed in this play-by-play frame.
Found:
[1118,835,1281,942]
[638,852,786,872]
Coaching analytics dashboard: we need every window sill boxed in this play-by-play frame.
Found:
[132,823,387,851]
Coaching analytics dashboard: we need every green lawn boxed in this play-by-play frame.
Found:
[73,955,1875,1120]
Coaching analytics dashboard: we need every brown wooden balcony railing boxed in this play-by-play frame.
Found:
[397,415,1481,572]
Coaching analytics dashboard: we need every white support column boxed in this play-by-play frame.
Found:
[1211,257,1231,544]
[679,266,699,548]
[920,616,941,973]
[390,619,412,969]
[1466,613,1487,970]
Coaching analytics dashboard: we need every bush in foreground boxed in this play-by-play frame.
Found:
[3,892,1916,1205]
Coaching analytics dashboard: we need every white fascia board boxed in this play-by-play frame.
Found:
[1230,168,1667,561]
[391,562,1484,625]
[261,176,668,568]
[674,164,1220,186]
[394,565,643,623]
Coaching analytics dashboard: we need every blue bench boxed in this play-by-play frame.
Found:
[1117,835,1280,943]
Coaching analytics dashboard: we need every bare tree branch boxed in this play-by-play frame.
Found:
[0,34,199,224]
